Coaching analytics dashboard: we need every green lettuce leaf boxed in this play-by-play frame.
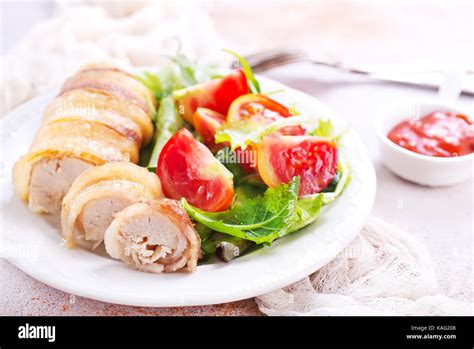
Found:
[201,231,255,262]
[215,115,311,150]
[140,96,185,170]
[214,147,247,185]
[136,71,163,99]
[170,53,199,87]
[287,194,324,234]
[308,118,350,144]
[182,177,301,244]
[196,222,255,262]
[138,55,201,169]
[215,120,264,150]
[223,48,261,93]
[232,175,267,203]
[309,118,334,137]
[137,65,184,103]
[149,96,185,169]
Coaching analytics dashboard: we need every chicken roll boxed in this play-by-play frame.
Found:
[12,63,156,214]
[61,162,163,250]
[104,199,201,273]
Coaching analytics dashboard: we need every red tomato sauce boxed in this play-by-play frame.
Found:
[387,111,474,157]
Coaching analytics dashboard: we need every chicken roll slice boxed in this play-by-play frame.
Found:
[33,120,139,163]
[28,157,94,214]
[62,162,163,249]
[12,63,155,215]
[13,120,139,213]
[44,88,154,146]
[104,199,201,273]
[60,64,157,118]
[42,100,143,148]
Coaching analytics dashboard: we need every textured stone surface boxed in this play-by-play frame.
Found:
[0,259,263,316]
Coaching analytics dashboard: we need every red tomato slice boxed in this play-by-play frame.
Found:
[258,133,338,196]
[234,146,258,174]
[173,69,248,125]
[157,128,234,212]
[227,94,292,121]
[193,108,257,173]
[193,108,226,151]
[227,94,305,135]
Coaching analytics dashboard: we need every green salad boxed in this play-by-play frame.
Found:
[137,51,350,263]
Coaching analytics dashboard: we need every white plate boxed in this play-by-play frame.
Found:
[0,77,376,307]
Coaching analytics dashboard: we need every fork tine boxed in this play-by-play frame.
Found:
[244,49,307,62]
[250,53,309,72]
[242,49,309,71]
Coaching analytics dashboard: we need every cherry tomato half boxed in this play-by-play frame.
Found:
[227,94,305,135]
[193,108,226,151]
[173,69,249,125]
[157,128,234,212]
[258,133,338,196]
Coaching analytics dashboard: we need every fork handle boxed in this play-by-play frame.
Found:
[245,49,474,96]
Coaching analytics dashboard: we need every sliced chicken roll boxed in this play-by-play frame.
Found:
[104,199,201,273]
[61,162,163,250]
[43,89,154,146]
[13,120,139,214]
[12,63,155,214]
[60,64,157,118]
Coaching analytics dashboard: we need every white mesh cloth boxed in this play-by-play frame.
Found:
[1,1,224,117]
[256,217,473,316]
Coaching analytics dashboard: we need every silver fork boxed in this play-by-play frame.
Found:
[243,49,474,96]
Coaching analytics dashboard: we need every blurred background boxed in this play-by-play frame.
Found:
[1,0,473,116]
[2,0,472,64]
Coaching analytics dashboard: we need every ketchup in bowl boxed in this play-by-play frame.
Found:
[387,111,474,157]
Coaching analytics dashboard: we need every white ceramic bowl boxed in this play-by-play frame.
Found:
[376,100,473,187]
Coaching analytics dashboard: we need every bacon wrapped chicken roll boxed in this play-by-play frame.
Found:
[104,199,201,273]
[12,64,156,214]
[61,162,163,250]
